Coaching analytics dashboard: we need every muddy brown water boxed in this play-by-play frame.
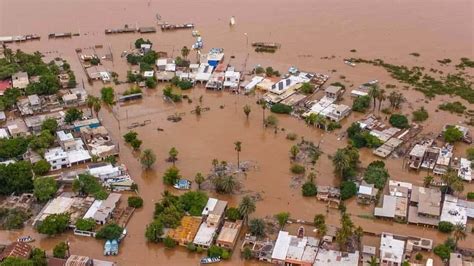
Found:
[1,0,473,265]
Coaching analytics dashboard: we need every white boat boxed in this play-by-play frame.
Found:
[344,60,356,67]
[200,257,221,264]
[17,236,34,243]
[229,16,236,26]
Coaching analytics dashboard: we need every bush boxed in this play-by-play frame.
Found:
[249,218,265,237]
[208,245,224,258]
[226,207,242,221]
[37,213,70,236]
[415,253,423,261]
[438,221,454,233]
[290,164,305,175]
[302,181,317,197]
[53,242,68,259]
[100,87,115,106]
[32,160,51,176]
[467,192,474,200]
[286,133,297,141]
[299,83,314,95]
[352,95,371,112]
[270,103,292,114]
[187,243,197,252]
[340,181,357,200]
[433,243,452,261]
[128,196,144,208]
[364,161,389,189]
[95,223,124,240]
[242,247,252,260]
[412,107,429,122]
[389,114,409,128]
[163,236,176,248]
[439,101,466,114]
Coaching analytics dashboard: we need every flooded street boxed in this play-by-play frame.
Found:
[1,0,473,265]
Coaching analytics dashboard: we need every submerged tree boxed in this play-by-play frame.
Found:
[243,104,251,119]
[168,147,179,166]
[239,196,256,226]
[234,141,242,168]
[195,172,205,190]
[140,149,156,169]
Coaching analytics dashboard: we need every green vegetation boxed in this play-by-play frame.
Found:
[302,180,317,197]
[37,213,70,236]
[171,76,193,90]
[433,238,456,261]
[0,161,34,195]
[29,130,55,155]
[437,58,452,65]
[163,86,182,102]
[30,248,47,266]
[0,257,34,266]
[163,166,181,186]
[0,208,30,230]
[64,108,83,124]
[270,103,292,114]
[41,118,58,133]
[123,86,142,96]
[438,221,454,233]
[299,82,315,94]
[72,174,108,200]
[332,146,360,179]
[123,131,142,150]
[33,177,57,202]
[53,242,68,258]
[313,214,327,235]
[0,88,21,111]
[208,245,230,260]
[264,67,280,77]
[96,223,124,240]
[352,58,474,103]
[443,126,463,143]
[212,175,237,194]
[239,196,256,225]
[134,38,152,49]
[439,101,466,114]
[290,164,305,174]
[456,57,474,69]
[363,161,390,189]
[140,149,156,169]
[389,114,409,128]
[412,107,429,122]
[275,212,290,228]
[467,192,474,200]
[145,219,164,243]
[352,95,371,112]
[467,148,474,161]
[330,82,345,90]
[340,181,357,200]
[0,137,29,160]
[75,218,96,231]
[347,122,383,148]
[32,159,51,176]
[100,87,115,106]
[286,132,297,141]
[163,236,176,248]
[249,218,266,237]
[128,196,144,208]
[226,207,242,221]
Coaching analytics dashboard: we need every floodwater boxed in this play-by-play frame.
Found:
[1,0,473,265]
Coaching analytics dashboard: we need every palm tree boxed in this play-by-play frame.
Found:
[354,226,364,247]
[195,172,205,190]
[212,159,219,171]
[168,147,178,166]
[368,85,380,111]
[332,150,350,178]
[377,89,386,112]
[423,175,434,188]
[239,196,256,225]
[368,256,378,266]
[234,141,242,169]
[93,99,101,118]
[181,46,190,60]
[452,223,467,247]
[305,113,326,130]
[388,91,406,109]
[86,96,97,117]
[212,175,236,194]
[243,105,251,119]
[441,169,464,195]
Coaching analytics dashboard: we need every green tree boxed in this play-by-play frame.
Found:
[302,181,317,197]
[275,212,290,229]
[234,141,242,168]
[212,175,237,194]
[0,161,34,195]
[163,236,176,248]
[0,257,33,266]
[64,108,83,124]
[145,219,163,243]
[100,87,115,106]
[423,175,434,187]
[33,176,57,202]
[95,223,123,240]
[128,196,144,208]
[352,95,371,112]
[53,242,68,259]
[41,118,58,133]
[438,221,454,233]
[443,126,463,143]
[441,169,464,195]
[368,85,380,111]
[377,88,386,111]
[123,131,138,143]
[163,166,181,185]
[466,148,474,161]
[194,172,205,190]
[75,218,96,231]
[290,164,305,174]
[243,104,251,119]
[140,149,156,169]
[37,213,70,236]
[452,223,467,247]
[249,218,265,237]
[299,82,314,94]
[179,191,208,216]
[72,174,108,200]
[130,139,142,150]
[340,181,357,200]
[30,248,47,266]
[412,107,429,122]
[333,149,350,178]
[226,207,242,221]
[389,114,409,129]
[168,147,178,166]
[32,160,51,176]
[239,196,256,225]
[242,247,252,260]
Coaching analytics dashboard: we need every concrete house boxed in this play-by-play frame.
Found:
[12,71,29,89]
[357,181,378,204]
[193,198,227,249]
[380,233,405,266]
[408,186,441,226]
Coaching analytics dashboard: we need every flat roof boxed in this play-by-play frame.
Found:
[380,233,405,264]
[216,220,242,244]
[193,222,218,247]
[374,195,396,218]
[314,249,359,266]
[272,231,291,261]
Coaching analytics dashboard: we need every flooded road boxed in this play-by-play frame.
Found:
[1,0,473,265]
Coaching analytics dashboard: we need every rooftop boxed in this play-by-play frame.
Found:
[380,233,405,265]
[314,249,359,266]
[216,220,242,245]
[168,216,202,244]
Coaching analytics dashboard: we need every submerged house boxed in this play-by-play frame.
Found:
[223,68,241,91]
[407,186,441,226]
[193,198,227,249]
[216,220,243,250]
[433,144,453,175]
[357,181,378,204]
[206,48,224,67]
[271,230,319,266]
[380,233,405,266]
[458,158,473,182]
[167,216,202,247]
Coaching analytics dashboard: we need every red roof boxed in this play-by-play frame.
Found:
[0,80,12,92]
[0,242,32,261]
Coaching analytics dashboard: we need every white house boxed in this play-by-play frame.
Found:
[223,69,241,90]
[380,233,405,266]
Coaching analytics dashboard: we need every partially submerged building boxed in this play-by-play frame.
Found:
[408,186,441,226]
[357,181,378,204]
[216,220,242,250]
[167,216,202,247]
[34,195,95,226]
[83,193,121,225]
[193,198,227,249]
[440,195,468,227]
[379,233,405,266]
[271,230,319,266]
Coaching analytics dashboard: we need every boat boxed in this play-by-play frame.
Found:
[344,60,356,67]
[173,179,192,190]
[229,16,236,26]
[17,236,34,243]
[200,257,221,264]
